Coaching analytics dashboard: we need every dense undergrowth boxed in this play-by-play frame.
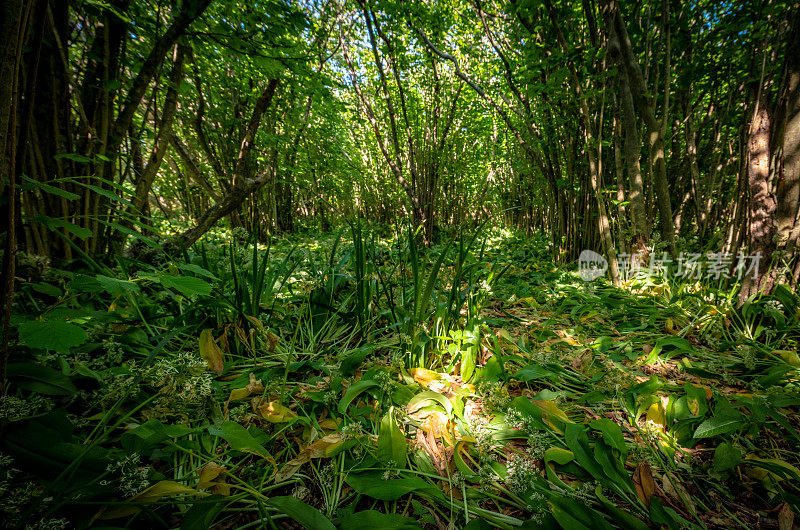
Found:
[2,225,800,529]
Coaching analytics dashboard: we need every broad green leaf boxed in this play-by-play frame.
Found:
[179,263,218,280]
[377,407,407,467]
[21,175,80,200]
[265,496,335,530]
[345,473,430,500]
[713,442,742,471]
[564,423,608,485]
[544,447,574,465]
[337,510,421,529]
[54,153,92,163]
[338,379,378,413]
[208,421,271,459]
[6,362,77,395]
[589,418,627,455]
[406,390,453,415]
[17,320,87,353]
[693,416,744,439]
[512,363,553,382]
[156,272,212,297]
[96,274,139,296]
[34,215,93,240]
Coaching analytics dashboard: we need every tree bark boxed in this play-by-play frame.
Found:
[601,0,677,257]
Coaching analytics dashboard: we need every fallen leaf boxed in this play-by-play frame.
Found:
[420,410,453,445]
[199,329,224,375]
[409,368,443,387]
[227,373,264,403]
[778,503,794,530]
[198,462,230,496]
[97,480,204,519]
[646,401,666,431]
[198,462,226,489]
[273,433,343,482]
[633,462,655,506]
[266,331,280,352]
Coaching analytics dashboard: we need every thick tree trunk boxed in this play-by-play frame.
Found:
[0,0,30,389]
[616,60,649,254]
[774,8,800,257]
[739,86,776,302]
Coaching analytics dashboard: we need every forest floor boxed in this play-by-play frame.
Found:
[3,227,800,529]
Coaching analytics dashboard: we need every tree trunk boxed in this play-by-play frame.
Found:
[601,0,677,257]
[134,79,280,261]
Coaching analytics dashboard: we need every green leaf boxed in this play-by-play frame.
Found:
[345,473,431,500]
[76,182,135,208]
[645,337,694,364]
[340,347,371,376]
[54,153,92,163]
[30,282,63,297]
[208,421,271,458]
[265,496,335,530]
[406,390,453,415]
[713,442,742,471]
[544,447,574,466]
[6,362,77,395]
[34,215,93,240]
[512,363,553,382]
[21,176,79,200]
[589,418,627,455]
[693,416,744,439]
[96,274,140,296]
[337,510,421,529]
[179,263,218,280]
[564,425,602,478]
[155,272,212,297]
[338,380,378,413]
[17,320,87,353]
[377,408,407,467]
[122,419,196,453]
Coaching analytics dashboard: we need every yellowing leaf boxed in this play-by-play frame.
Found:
[774,350,800,367]
[409,368,443,386]
[227,373,264,403]
[198,462,226,489]
[686,396,700,415]
[745,455,800,482]
[199,329,224,375]
[98,481,204,519]
[198,462,230,496]
[519,296,539,308]
[266,331,280,352]
[532,400,572,432]
[244,315,265,332]
[258,400,298,423]
[420,411,453,445]
[318,418,340,431]
[273,434,343,483]
[646,401,666,431]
